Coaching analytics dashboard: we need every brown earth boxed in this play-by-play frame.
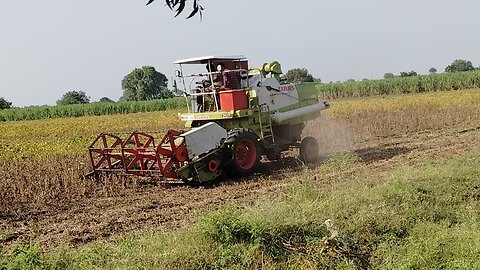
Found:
[1,121,480,251]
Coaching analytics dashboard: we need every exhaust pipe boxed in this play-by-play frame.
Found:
[271,101,329,124]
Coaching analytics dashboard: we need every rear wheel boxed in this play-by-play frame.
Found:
[226,128,261,177]
[300,136,319,163]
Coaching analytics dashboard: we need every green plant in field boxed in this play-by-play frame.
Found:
[190,175,370,268]
[0,233,5,270]
[371,153,480,269]
[4,244,43,270]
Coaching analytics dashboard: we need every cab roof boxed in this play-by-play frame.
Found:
[173,55,247,64]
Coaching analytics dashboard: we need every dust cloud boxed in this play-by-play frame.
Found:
[304,113,355,157]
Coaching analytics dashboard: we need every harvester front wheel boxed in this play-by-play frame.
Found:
[300,136,319,163]
[226,129,261,177]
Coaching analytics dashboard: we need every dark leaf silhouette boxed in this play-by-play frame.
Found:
[146,0,203,18]
[186,0,198,19]
[175,0,186,17]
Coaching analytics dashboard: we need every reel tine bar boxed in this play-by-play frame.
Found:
[89,133,125,171]
[88,129,188,179]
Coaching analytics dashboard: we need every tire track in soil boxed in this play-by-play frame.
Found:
[1,125,480,251]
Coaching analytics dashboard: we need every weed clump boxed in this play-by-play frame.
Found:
[193,203,370,269]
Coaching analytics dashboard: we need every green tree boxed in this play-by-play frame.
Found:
[429,67,437,74]
[146,0,203,18]
[0,97,12,109]
[99,97,114,103]
[282,68,315,84]
[445,59,475,72]
[57,91,90,105]
[384,73,394,79]
[121,66,173,101]
[400,71,418,77]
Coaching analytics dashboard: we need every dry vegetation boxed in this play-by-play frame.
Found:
[0,110,183,216]
[1,89,479,216]
[325,89,480,138]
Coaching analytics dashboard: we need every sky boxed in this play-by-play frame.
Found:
[1,0,479,107]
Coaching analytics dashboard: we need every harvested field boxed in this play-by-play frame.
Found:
[1,89,480,252]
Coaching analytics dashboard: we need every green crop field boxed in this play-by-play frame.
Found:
[0,97,186,122]
[316,70,480,98]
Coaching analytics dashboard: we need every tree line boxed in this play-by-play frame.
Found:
[1,58,478,109]
[384,59,478,79]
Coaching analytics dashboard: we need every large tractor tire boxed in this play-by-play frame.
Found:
[300,136,319,163]
[225,128,261,177]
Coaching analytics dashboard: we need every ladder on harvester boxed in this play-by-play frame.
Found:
[257,104,274,143]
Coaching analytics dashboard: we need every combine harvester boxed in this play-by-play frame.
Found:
[88,55,329,184]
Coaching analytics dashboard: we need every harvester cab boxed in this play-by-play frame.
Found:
[88,55,329,184]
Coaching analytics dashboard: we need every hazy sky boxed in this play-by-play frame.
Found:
[1,0,479,106]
